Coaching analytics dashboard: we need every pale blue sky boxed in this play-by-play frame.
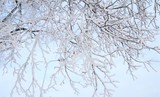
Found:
[0,49,160,97]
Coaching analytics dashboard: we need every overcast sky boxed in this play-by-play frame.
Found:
[1,50,160,97]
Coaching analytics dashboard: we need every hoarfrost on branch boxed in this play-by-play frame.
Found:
[0,0,160,97]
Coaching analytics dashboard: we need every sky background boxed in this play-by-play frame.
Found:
[0,49,160,97]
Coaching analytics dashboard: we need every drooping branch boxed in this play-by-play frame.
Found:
[0,0,160,97]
